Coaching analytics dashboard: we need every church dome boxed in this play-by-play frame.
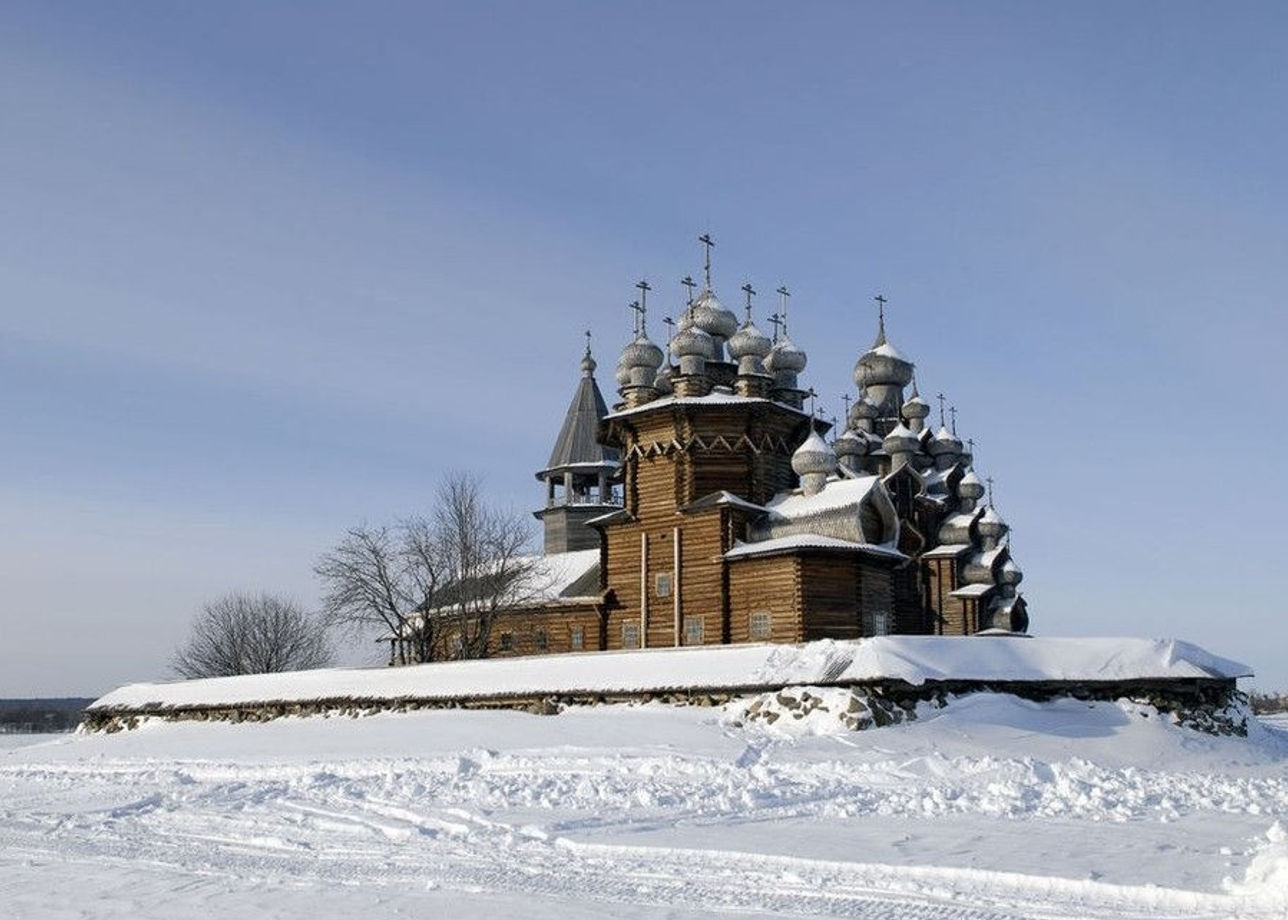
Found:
[854,337,915,390]
[765,334,807,375]
[882,422,919,455]
[727,319,772,361]
[670,314,715,360]
[614,356,631,387]
[958,468,985,501]
[653,362,674,395]
[978,505,1009,541]
[849,393,881,429]
[928,425,963,457]
[690,289,739,341]
[903,392,931,422]
[791,429,837,477]
[999,558,1023,587]
[618,333,664,386]
[833,427,868,460]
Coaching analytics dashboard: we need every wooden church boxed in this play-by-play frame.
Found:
[435,239,1028,660]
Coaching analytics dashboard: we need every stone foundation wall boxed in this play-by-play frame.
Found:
[82,677,1243,736]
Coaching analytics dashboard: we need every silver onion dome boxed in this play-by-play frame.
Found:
[618,333,664,387]
[958,468,986,502]
[834,427,868,460]
[903,392,931,423]
[854,337,915,390]
[849,393,881,429]
[690,289,739,342]
[670,314,715,360]
[978,505,1009,541]
[765,334,807,375]
[928,425,963,457]
[727,319,772,360]
[653,362,674,395]
[791,429,837,477]
[998,558,1023,587]
[882,421,920,455]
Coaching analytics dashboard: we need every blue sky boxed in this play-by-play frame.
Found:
[2,2,1285,696]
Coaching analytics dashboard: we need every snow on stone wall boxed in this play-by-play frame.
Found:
[89,636,1252,713]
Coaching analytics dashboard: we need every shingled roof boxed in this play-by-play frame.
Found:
[541,363,619,475]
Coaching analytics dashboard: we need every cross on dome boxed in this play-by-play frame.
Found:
[681,275,697,307]
[698,233,715,289]
[741,282,756,321]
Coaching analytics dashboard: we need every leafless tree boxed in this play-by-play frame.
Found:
[172,592,332,679]
[314,472,539,664]
[432,473,542,659]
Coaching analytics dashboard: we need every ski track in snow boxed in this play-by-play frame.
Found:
[3,707,1288,919]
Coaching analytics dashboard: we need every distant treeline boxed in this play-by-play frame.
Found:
[1250,692,1288,715]
[0,698,96,733]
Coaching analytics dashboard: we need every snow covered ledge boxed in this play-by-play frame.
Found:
[83,636,1253,734]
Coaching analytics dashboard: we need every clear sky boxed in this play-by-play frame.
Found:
[3,2,1285,697]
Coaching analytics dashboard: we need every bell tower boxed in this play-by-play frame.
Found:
[533,336,621,553]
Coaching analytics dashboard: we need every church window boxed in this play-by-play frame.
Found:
[622,623,641,648]
[750,612,772,640]
[498,632,514,652]
[569,626,585,650]
[871,611,889,636]
[655,572,672,597]
[684,616,705,645]
[534,629,548,651]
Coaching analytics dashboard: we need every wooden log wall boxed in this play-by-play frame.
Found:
[727,556,803,644]
[799,555,862,640]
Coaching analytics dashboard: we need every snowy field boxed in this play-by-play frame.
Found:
[3,700,1288,919]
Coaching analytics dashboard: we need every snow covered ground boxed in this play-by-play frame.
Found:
[4,699,1288,918]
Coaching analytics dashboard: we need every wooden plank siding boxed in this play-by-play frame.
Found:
[727,556,803,644]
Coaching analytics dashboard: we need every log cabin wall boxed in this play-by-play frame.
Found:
[798,555,861,640]
[727,556,803,644]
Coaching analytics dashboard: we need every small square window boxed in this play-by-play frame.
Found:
[870,611,889,637]
[534,629,548,651]
[655,572,672,597]
[498,632,514,652]
[749,611,772,640]
[569,626,585,650]
[684,617,704,646]
[622,623,641,649]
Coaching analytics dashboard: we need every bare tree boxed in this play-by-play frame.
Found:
[433,473,541,659]
[314,520,441,664]
[172,592,332,679]
[315,472,539,664]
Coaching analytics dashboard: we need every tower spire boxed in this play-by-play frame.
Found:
[740,282,756,322]
[698,233,715,289]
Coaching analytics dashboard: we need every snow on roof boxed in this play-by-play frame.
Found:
[725,534,905,561]
[681,491,766,514]
[605,392,807,420]
[950,583,995,598]
[870,341,908,361]
[87,636,1253,712]
[519,548,600,602]
[923,543,971,559]
[765,476,881,520]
